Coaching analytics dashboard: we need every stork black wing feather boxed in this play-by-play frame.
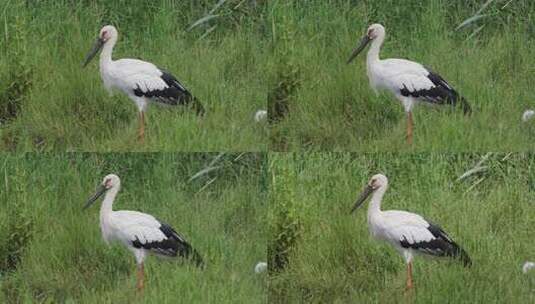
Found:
[131,222,204,267]
[399,66,471,114]
[399,221,471,267]
[132,69,205,115]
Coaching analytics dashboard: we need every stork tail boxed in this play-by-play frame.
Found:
[452,244,472,267]
[459,96,472,115]
[188,247,205,268]
[190,96,206,116]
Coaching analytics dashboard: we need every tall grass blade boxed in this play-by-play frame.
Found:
[198,25,218,40]
[209,0,227,15]
[189,166,222,182]
[475,0,495,16]
[465,25,486,41]
[188,14,220,31]
[456,14,487,31]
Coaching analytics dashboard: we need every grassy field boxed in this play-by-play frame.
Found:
[0,153,267,303]
[0,1,268,151]
[2,0,534,152]
[267,0,535,151]
[268,153,535,303]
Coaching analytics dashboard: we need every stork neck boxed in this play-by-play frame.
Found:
[366,36,384,64]
[99,38,116,67]
[367,185,386,217]
[100,185,119,217]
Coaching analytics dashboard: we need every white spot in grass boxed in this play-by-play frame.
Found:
[523,261,535,273]
[255,262,267,274]
[522,110,535,122]
[255,110,267,123]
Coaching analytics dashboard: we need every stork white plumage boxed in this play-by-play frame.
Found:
[83,25,205,142]
[84,174,203,291]
[347,24,471,144]
[350,174,471,290]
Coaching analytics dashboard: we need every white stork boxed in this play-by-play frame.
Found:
[83,25,205,141]
[347,24,471,144]
[84,174,203,291]
[350,174,471,290]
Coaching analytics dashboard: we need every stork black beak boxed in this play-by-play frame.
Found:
[350,185,374,214]
[347,35,371,64]
[84,184,107,210]
[83,37,105,67]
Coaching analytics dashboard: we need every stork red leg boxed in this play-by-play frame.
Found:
[136,262,145,291]
[406,261,414,290]
[138,111,145,142]
[406,111,413,145]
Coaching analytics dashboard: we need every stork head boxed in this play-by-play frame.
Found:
[366,24,385,40]
[347,23,385,64]
[350,174,388,213]
[99,25,118,43]
[102,174,121,189]
[83,174,121,210]
[83,25,118,67]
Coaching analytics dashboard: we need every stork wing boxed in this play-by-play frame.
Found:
[112,59,195,106]
[381,211,470,264]
[111,211,167,250]
[380,59,460,105]
[111,211,203,265]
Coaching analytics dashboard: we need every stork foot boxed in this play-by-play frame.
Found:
[136,284,144,293]
[405,133,413,145]
[137,130,145,143]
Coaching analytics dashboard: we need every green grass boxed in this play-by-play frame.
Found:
[268,153,535,303]
[267,0,535,151]
[2,0,534,152]
[0,1,268,151]
[0,153,267,303]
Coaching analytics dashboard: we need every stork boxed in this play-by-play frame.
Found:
[84,174,203,291]
[350,174,471,290]
[347,24,471,144]
[83,25,205,142]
